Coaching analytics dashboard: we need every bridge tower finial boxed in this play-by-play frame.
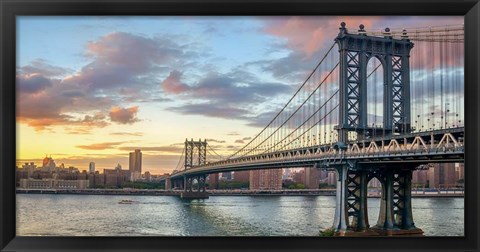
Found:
[358,24,366,35]
[339,22,347,35]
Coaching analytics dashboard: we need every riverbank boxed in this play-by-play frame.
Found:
[15,188,464,197]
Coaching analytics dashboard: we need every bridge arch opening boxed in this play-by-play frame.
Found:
[366,56,384,139]
[367,176,381,227]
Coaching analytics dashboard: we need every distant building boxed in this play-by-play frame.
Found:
[221,172,232,181]
[22,162,36,177]
[305,168,321,189]
[427,163,457,188]
[55,169,84,180]
[104,165,130,188]
[292,170,306,184]
[87,171,105,188]
[89,162,95,173]
[456,163,464,181]
[327,171,337,186]
[412,169,429,187]
[41,156,56,173]
[129,149,142,181]
[282,168,292,180]
[250,169,282,190]
[232,171,249,182]
[145,171,151,182]
[15,169,29,185]
[207,173,219,189]
[19,178,89,189]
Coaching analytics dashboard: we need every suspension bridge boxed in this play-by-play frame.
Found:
[163,22,464,236]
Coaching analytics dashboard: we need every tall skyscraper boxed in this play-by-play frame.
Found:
[129,149,142,181]
[89,162,95,173]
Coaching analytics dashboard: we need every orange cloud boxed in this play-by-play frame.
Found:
[109,106,140,124]
[76,141,125,150]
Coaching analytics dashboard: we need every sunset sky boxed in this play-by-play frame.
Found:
[16,16,463,174]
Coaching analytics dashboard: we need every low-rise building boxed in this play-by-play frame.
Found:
[19,178,89,189]
[104,166,130,188]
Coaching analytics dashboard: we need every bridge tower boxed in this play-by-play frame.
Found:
[332,23,421,236]
[182,139,208,195]
[184,138,207,169]
[335,22,414,142]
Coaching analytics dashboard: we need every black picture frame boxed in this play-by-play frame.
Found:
[1,0,479,251]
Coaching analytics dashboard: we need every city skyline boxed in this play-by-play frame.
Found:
[16,16,463,174]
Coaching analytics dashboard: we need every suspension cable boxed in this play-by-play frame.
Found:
[228,42,337,159]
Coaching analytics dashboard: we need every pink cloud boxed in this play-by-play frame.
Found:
[161,70,189,94]
[263,17,379,58]
[109,106,140,124]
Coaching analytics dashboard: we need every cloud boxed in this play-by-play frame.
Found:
[234,137,252,144]
[247,51,316,83]
[17,31,195,131]
[262,16,379,58]
[76,141,125,150]
[244,110,280,128]
[205,138,226,143]
[109,106,140,124]
[110,132,144,137]
[161,70,189,94]
[168,103,250,119]
[16,73,54,94]
[118,145,183,153]
[73,32,191,91]
[162,71,291,104]
[164,70,292,124]
[17,58,73,78]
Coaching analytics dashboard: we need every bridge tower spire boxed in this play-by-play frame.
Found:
[335,22,414,142]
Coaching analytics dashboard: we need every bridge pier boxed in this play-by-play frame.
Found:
[372,168,422,235]
[173,179,183,190]
[333,166,370,235]
[165,177,172,190]
[180,175,209,199]
[333,165,422,236]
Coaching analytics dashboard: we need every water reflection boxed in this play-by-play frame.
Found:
[16,194,463,236]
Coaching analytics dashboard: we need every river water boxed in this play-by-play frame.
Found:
[16,194,464,236]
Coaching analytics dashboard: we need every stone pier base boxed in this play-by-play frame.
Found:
[335,228,423,236]
[369,227,424,236]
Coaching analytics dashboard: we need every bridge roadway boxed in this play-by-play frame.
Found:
[170,127,464,180]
